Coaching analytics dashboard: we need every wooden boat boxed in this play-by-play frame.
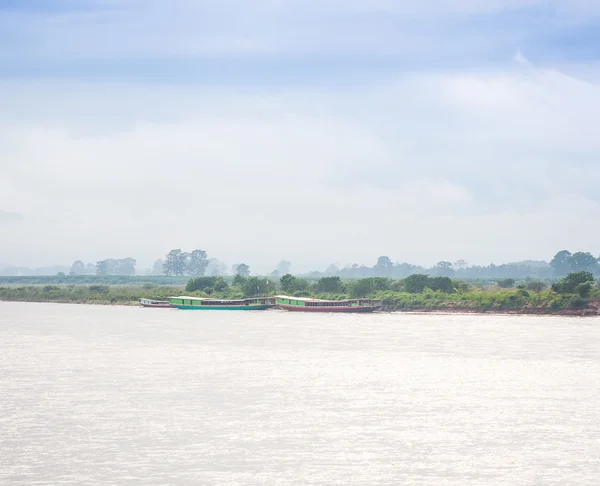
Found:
[139,298,172,308]
[169,296,273,310]
[274,295,382,313]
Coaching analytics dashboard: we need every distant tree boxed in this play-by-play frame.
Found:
[569,252,598,273]
[206,258,229,276]
[275,260,291,276]
[69,260,85,276]
[233,263,250,277]
[433,261,454,277]
[280,274,296,293]
[550,250,572,276]
[279,274,309,294]
[349,278,377,298]
[374,256,394,276]
[270,269,280,278]
[95,259,113,276]
[232,274,247,287]
[497,278,516,288]
[404,274,430,293]
[526,281,547,293]
[163,249,189,276]
[152,259,164,275]
[116,257,136,276]
[454,259,469,270]
[242,277,274,297]
[324,264,340,275]
[84,263,96,275]
[186,276,229,293]
[188,249,209,276]
[427,276,454,293]
[315,276,343,293]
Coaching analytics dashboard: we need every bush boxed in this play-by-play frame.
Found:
[497,278,516,288]
[575,282,592,298]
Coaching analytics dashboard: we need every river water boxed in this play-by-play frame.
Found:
[0,302,599,485]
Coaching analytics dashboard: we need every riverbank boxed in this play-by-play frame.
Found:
[1,284,599,316]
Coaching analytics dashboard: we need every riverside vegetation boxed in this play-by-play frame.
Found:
[1,271,599,315]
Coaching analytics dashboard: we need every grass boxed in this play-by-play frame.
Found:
[1,283,597,314]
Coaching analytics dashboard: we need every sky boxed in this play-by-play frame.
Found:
[1,0,600,274]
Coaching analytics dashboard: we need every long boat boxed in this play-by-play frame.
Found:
[139,298,172,308]
[274,295,382,313]
[169,296,273,310]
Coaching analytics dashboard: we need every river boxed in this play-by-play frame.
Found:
[1,302,599,485]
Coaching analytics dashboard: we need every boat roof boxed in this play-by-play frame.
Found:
[169,296,265,302]
[273,295,380,303]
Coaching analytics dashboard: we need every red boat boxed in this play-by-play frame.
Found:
[274,295,382,313]
[139,298,172,308]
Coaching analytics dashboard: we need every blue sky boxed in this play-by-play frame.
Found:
[1,0,600,272]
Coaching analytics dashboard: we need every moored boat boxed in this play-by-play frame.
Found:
[139,298,172,308]
[274,295,382,313]
[169,296,273,310]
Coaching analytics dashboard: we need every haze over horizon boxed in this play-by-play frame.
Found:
[1,1,600,274]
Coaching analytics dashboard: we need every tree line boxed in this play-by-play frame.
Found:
[60,249,600,279]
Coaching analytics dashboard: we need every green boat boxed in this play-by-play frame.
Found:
[169,296,273,310]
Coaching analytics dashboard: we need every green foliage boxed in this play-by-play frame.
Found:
[186,276,229,293]
[526,281,547,292]
[552,271,594,294]
[88,285,110,294]
[188,249,209,277]
[404,274,454,293]
[575,282,592,298]
[315,276,343,293]
[497,278,516,288]
[163,249,189,276]
[279,274,310,294]
[404,274,430,293]
[234,263,251,277]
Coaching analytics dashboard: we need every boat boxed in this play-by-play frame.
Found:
[274,295,382,313]
[169,296,273,310]
[139,298,172,308]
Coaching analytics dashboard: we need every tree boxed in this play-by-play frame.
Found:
[116,257,136,276]
[374,256,394,276]
[233,263,250,277]
[315,276,343,293]
[569,252,598,273]
[454,259,468,270]
[152,259,164,275]
[349,278,377,298]
[95,259,112,276]
[186,276,229,293]
[275,260,291,275]
[404,274,430,293]
[206,258,229,276]
[497,278,516,288]
[433,261,454,277]
[526,281,547,292]
[188,249,209,277]
[163,249,189,276]
[69,260,85,276]
[550,250,572,276]
[552,271,594,294]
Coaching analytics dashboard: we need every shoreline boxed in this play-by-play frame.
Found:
[2,298,599,317]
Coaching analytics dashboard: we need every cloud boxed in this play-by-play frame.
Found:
[1,63,600,271]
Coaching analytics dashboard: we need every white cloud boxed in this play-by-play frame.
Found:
[1,64,600,271]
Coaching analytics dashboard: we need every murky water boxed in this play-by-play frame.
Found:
[1,302,599,485]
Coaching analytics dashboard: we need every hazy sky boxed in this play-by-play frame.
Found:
[1,0,600,273]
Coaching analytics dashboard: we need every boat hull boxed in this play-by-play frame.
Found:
[174,304,271,310]
[140,303,172,308]
[277,304,379,313]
